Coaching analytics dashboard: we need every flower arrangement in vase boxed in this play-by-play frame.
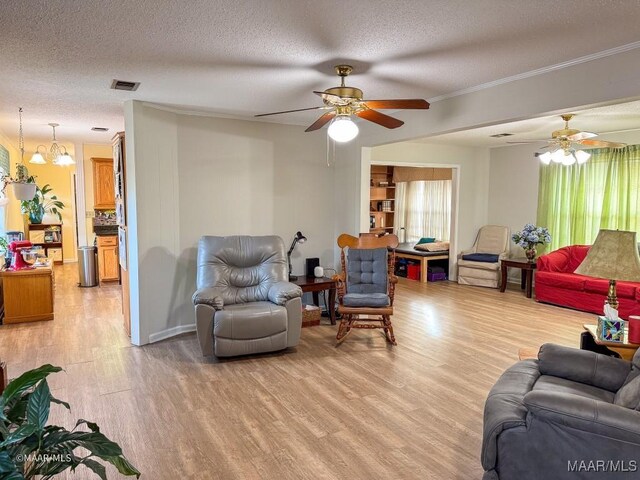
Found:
[512,224,551,262]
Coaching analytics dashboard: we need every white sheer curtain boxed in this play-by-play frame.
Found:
[394,180,452,242]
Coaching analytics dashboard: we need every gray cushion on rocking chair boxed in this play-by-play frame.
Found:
[343,293,390,308]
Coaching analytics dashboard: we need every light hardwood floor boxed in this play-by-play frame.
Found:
[0,265,594,479]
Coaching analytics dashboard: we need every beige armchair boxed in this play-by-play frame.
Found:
[457,225,509,288]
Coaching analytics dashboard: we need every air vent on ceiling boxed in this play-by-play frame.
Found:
[91,127,109,132]
[489,133,514,138]
[111,79,140,91]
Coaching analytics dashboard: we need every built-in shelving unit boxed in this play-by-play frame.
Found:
[27,223,63,264]
[369,165,395,234]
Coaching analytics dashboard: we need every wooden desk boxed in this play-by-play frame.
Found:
[0,266,54,324]
[292,276,337,325]
[581,324,640,361]
[500,258,537,298]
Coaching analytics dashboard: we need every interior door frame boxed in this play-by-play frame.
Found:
[361,157,461,281]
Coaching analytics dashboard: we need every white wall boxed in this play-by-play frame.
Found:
[125,101,336,344]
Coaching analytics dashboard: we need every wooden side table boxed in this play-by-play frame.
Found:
[581,324,640,361]
[291,276,337,325]
[0,266,54,324]
[500,258,537,298]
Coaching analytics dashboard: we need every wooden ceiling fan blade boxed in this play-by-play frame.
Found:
[305,111,336,132]
[577,139,627,148]
[362,99,430,110]
[567,131,598,141]
[255,106,327,117]
[356,109,404,129]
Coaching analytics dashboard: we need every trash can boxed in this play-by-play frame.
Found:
[78,246,98,287]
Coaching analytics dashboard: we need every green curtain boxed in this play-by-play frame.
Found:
[537,144,640,251]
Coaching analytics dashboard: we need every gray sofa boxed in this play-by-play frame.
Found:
[482,344,640,479]
[192,235,303,357]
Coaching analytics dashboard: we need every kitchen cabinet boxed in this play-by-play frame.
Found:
[0,266,54,324]
[97,235,119,282]
[92,157,115,209]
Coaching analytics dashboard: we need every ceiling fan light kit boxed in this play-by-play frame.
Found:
[327,115,359,142]
[532,114,624,167]
[256,64,430,142]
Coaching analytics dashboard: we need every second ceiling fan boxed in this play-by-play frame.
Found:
[255,65,430,142]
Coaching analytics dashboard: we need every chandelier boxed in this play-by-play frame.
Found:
[538,138,590,166]
[30,123,75,166]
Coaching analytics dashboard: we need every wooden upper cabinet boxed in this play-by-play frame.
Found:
[92,157,115,209]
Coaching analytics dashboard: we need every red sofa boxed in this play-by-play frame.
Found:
[535,245,640,319]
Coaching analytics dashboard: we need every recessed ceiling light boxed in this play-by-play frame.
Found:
[111,79,140,91]
[489,133,514,138]
[91,127,109,132]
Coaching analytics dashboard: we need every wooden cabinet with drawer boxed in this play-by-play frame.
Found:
[97,235,119,282]
[92,157,115,209]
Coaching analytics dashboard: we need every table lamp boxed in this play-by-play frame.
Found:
[574,229,640,312]
[287,231,307,281]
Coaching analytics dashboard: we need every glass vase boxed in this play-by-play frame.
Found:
[525,247,537,262]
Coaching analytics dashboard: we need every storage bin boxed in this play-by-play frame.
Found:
[302,304,321,327]
[407,264,421,280]
[427,272,447,282]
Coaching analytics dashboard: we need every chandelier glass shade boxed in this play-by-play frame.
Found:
[539,147,590,166]
[30,123,75,166]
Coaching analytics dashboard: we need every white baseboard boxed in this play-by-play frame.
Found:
[148,323,196,343]
[63,258,78,264]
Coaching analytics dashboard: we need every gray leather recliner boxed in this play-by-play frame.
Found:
[482,344,640,480]
[192,235,303,357]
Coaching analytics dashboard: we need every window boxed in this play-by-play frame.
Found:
[537,145,640,250]
[394,180,452,242]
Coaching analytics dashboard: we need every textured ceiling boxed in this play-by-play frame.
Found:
[2,0,640,151]
[422,100,640,147]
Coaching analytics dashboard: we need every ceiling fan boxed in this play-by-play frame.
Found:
[255,65,430,142]
[509,114,626,165]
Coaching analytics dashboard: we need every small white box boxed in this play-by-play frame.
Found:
[29,231,45,243]
[48,248,63,262]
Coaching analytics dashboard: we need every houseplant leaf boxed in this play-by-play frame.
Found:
[26,379,50,429]
[80,458,107,480]
[0,423,37,448]
[0,365,61,404]
[49,395,70,410]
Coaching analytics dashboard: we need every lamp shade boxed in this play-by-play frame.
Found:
[575,230,640,282]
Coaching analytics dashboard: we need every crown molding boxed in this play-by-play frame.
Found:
[428,41,640,103]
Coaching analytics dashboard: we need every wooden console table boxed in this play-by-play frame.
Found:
[0,266,54,324]
[292,276,337,325]
[500,258,537,298]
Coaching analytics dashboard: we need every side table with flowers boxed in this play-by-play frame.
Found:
[512,224,552,262]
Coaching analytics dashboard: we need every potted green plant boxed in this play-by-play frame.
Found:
[1,164,37,202]
[20,180,65,224]
[0,364,140,479]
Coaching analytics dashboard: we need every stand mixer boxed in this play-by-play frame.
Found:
[8,240,36,270]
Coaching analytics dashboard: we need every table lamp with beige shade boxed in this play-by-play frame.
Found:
[574,229,640,313]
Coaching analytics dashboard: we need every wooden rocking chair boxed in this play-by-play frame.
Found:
[334,233,399,345]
